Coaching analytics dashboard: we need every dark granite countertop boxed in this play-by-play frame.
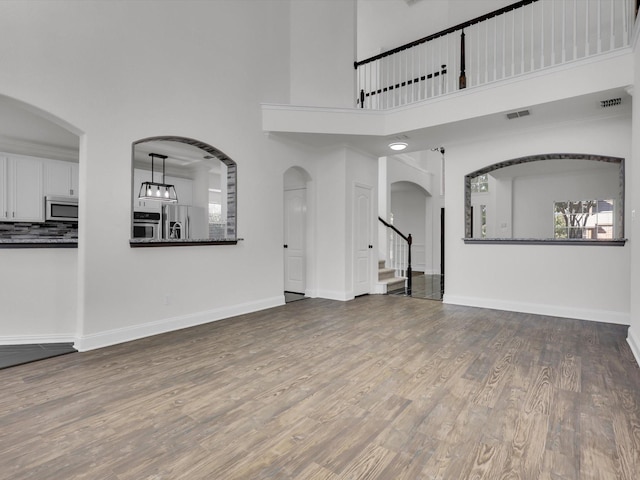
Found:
[463,238,627,246]
[130,238,242,247]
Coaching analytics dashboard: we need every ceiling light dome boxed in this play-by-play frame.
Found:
[389,142,408,151]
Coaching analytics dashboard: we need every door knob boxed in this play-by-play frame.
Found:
[368,245,373,249]
[284,244,288,248]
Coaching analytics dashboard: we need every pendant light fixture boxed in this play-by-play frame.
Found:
[138,153,178,203]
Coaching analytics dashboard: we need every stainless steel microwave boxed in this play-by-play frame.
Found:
[45,195,78,222]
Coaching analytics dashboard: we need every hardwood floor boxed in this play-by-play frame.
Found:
[1,296,639,479]
[0,343,76,369]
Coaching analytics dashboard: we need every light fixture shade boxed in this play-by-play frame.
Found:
[389,142,408,151]
[138,152,179,203]
[138,181,178,203]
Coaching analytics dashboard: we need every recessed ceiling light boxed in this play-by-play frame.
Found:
[389,142,408,151]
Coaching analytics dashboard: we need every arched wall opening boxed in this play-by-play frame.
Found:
[0,93,83,342]
[132,136,238,241]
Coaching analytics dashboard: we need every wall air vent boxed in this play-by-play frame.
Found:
[506,110,530,120]
[600,98,622,108]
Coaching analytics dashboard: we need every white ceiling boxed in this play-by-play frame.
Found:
[0,96,79,161]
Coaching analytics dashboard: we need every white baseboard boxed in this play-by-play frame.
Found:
[315,289,354,301]
[627,327,640,367]
[443,294,630,325]
[74,295,285,352]
[0,333,76,345]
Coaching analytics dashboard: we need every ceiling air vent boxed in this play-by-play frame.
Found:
[600,98,622,108]
[506,109,530,120]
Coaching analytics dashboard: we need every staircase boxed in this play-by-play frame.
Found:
[377,260,406,294]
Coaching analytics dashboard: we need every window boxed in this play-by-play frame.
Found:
[480,204,487,238]
[470,174,489,193]
[553,200,614,240]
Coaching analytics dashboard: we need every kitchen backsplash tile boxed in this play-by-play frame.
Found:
[0,221,78,239]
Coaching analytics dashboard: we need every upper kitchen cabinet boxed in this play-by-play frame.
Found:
[44,159,79,197]
[167,176,193,206]
[0,154,44,222]
[132,169,194,211]
[133,168,162,213]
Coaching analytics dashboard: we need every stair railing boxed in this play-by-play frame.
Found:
[379,217,412,296]
[356,0,633,109]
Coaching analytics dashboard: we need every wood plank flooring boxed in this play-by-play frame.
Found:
[1,295,639,479]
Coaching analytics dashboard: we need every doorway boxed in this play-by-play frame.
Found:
[353,183,373,297]
[387,180,443,300]
[283,167,311,301]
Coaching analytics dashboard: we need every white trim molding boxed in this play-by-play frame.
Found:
[0,333,76,345]
[627,327,640,367]
[315,289,354,302]
[444,294,630,325]
[74,296,284,352]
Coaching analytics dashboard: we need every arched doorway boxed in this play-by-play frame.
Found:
[390,180,442,300]
[283,167,311,301]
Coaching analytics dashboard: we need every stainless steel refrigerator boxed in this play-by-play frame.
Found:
[162,205,208,240]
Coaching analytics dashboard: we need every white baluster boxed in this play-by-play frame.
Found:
[502,13,507,79]
[585,0,590,57]
[485,20,489,84]
[551,0,556,65]
[511,9,515,77]
[597,0,602,53]
[562,0,566,63]
[521,6,525,73]
[610,0,615,51]
[573,0,578,59]
[541,0,545,68]
[623,0,629,46]
[493,17,497,81]
[531,2,535,71]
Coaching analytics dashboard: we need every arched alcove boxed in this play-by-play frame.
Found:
[131,136,237,244]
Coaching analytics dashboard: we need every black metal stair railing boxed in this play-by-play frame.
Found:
[379,217,413,296]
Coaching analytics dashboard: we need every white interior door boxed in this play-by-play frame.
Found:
[354,184,373,296]
[284,188,306,293]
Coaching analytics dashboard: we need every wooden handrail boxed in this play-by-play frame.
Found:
[379,216,408,242]
[354,0,539,68]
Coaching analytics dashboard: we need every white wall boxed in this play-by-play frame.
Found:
[628,21,640,363]
[312,146,377,300]
[391,184,427,271]
[291,0,356,107]
[445,112,631,324]
[511,165,620,238]
[0,249,76,342]
[0,0,357,349]
[357,0,514,60]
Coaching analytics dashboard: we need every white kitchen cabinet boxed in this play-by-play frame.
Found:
[168,176,193,206]
[45,160,79,197]
[133,168,161,213]
[0,155,44,222]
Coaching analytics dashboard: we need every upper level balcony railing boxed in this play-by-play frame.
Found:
[355,0,635,110]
